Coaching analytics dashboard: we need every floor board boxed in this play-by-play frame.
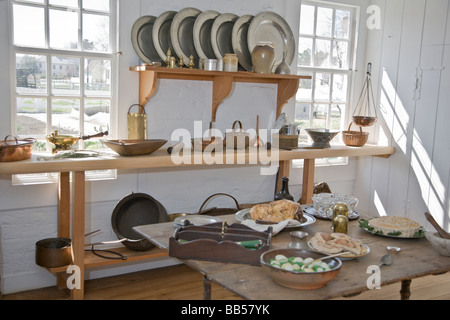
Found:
[1,264,449,300]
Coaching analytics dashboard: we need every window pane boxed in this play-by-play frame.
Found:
[335,10,351,39]
[83,14,110,52]
[316,7,333,37]
[331,104,344,131]
[51,56,80,95]
[298,37,313,67]
[51,99,80,134]
[49,0,78,7]
[332,74,348,102]
[312,104,328,128]
[16,97,47,136]
[332,41,349,69]
[315,73,330,101]
[314,39,331,68]
[299,5,315,35]
[85,59,111,96]
[83,0,110,12]
[16,54,47,95]
[297,73,313,101]
[13,5,45,47]
[16,0,45,3]
[84,99,110,150]
[50,9,79,50]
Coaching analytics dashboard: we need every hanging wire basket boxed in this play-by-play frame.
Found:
[353,63,378,127]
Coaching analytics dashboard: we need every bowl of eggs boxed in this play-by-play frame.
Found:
[260,249,342,290]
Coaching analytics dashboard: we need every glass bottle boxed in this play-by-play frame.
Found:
[274,177,294,201]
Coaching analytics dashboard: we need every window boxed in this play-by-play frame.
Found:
[10,0,117,184]
[295,1,358,166]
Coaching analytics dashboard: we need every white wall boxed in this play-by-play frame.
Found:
[354,0,450,231]
[0,0,368,294]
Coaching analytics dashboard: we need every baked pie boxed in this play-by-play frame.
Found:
[368,216,421,238]
[249,200,301,223]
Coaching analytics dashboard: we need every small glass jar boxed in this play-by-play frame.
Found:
[223,53,238,72]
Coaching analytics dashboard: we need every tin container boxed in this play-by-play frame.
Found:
[216,58,223,71]
[127,104,147,140]
[204,59,218,71]
[332,215,349,234]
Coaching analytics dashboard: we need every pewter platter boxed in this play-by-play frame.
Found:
[193,10,220,60]
[153,10,177,63]
[170,7,202,66]
[211,13,239,59]
[131,15,161,64]
[173,215,223,227]
[232,14,254,71]
[247,11,295,72]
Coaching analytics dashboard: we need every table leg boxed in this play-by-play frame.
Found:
[400,279,412,300]
[203,275,212,300]
[300,159,315,204]
[71,171,85,300]
[57,172,70,289]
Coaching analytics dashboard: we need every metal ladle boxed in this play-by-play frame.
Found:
[379,254,394,267]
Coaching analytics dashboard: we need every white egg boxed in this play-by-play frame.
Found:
[275,254,288,262]
[303,257,314,264]
[281,263,295,271]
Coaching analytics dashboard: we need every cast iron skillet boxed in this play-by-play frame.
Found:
[111,192,169,251]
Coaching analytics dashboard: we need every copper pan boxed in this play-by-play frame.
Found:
[0,135,36,162]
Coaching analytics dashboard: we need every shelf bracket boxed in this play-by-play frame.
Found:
[212,75,233,122]
[276,78,300,118]
[139,70,158,107]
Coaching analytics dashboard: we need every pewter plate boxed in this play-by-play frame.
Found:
[232,14,254,71]
[170,7,202,66]
[173,215,223,227]
[193,10,220,60]
[131,15,161,64]
[211,13,239,59]
[247,11,295,72]
[153,10,178,63]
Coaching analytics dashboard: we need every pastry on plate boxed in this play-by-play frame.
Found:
[310,232,366,255]
[249,199,301,223]
[368,216,421,238]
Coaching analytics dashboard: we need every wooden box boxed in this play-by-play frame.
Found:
[169,222,272,266]
[272,134,299,149]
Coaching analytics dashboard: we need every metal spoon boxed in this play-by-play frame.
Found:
[301,251,351,270]
[379,254,394,267]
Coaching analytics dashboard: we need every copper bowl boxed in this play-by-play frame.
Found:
[260,249,342,290]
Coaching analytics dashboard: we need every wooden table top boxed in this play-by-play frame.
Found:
[134,213,449,300]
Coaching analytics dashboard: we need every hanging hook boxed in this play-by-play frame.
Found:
[367,63,372,76]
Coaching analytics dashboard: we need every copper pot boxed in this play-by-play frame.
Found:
[0,135,36,162]
[35,238,72,268]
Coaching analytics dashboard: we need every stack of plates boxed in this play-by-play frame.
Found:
[131,8,295,72]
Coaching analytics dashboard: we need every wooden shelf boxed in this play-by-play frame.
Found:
[46,247,168,274]
[130,66,311,121]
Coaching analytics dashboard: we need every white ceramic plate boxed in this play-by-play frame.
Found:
[152,10,177,63]
[170,7,202,66]
[235,208,316,228]
[211,13,239,59]
[173,214,222,227]
[247,11,295,72]
[231,14,254,71]
[193,10,220,60]
[131,15,161,64]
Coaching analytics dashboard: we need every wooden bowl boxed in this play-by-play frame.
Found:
[260,249,342,290]
[103,139,167,156]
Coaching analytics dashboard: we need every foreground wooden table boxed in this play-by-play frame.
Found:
[0,144,394,299]
[135,214,450,300]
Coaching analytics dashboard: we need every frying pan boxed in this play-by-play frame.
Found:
[111,192,169,251]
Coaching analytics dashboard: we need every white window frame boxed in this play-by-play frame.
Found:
[293,0,360,169]
[9,0,119,185]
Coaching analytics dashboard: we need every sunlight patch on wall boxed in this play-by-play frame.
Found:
[374,190,387,217]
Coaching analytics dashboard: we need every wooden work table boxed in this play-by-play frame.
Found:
[135,214,450,300]
[0,144,395,299]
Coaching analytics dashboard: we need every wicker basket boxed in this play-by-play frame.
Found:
[342,123,369,147]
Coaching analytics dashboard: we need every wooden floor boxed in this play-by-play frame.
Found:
[1,264,450,300]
